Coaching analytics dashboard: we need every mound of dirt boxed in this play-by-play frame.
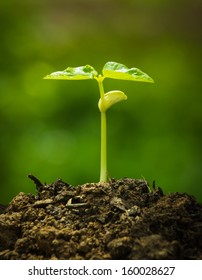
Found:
[0,176,202,260]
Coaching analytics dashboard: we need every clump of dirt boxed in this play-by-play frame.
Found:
[0,176,202,260]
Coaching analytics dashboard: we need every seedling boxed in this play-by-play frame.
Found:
[44,61,154,183]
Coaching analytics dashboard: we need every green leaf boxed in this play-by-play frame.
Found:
[44,65,98,80]
[102,61,154,83]
[98,90,127,112]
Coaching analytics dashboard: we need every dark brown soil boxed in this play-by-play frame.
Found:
[0,176,202,260]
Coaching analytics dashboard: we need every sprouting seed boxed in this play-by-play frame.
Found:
[44,61,154,183]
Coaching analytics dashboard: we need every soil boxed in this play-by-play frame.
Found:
[0,176,202,260]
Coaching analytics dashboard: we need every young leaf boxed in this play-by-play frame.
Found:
[44,65,98,80]
[98,90,127,112]
[102,61,154,83]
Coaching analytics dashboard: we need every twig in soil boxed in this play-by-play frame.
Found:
[66,197,90,208]
[28,174,44,191]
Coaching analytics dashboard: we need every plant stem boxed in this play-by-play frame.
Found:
[100,111,107,182]
[96,75,108,182]
[97,75,105,99]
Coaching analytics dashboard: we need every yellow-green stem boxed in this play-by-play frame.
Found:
[100,111,107,182]
[96,75,108,182]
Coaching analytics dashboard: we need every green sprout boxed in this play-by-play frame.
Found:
[44,61,154,183]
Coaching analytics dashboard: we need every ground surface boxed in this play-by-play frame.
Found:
[0,177,202,260]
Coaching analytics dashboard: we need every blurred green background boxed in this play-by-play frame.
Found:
[0,0,202,203]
